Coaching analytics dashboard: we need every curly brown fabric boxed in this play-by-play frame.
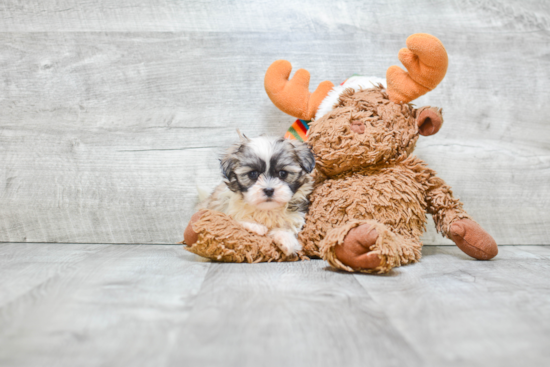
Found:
[425,172,472,238]
[307,88,419,177]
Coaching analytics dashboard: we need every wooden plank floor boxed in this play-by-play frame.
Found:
[0,244,549,367]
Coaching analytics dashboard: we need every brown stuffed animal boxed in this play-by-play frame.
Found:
[183,33,498,273]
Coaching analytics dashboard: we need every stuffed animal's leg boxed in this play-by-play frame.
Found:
[448,219,498,260]
[320,220,422,274]
[182,209,303,263]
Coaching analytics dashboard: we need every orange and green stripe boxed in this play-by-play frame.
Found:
[284,119,310,142]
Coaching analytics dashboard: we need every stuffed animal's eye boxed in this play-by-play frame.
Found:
[278,170,288,179]
[248,171,259,180]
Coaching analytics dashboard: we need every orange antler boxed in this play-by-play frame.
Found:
[386,34,448,103]
[264,60,334,120]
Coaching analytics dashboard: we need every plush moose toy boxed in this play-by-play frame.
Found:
[183,33,498,273]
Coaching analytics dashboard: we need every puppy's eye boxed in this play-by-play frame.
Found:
[248,171,259,180]
[278,170,288,179]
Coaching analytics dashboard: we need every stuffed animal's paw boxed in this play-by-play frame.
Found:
[269,229,302,256]
[450,219,498,260]
[239,221,269,236]
[183,211,205,246]
[334,224,382,270]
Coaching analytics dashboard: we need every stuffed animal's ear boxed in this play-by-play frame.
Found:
[417,107,443,136]
[290,140,315,173]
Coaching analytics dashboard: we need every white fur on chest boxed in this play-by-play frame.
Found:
[198,184,306,234]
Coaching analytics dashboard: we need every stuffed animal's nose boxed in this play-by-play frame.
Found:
[350,121,365,134]
[263,188,275,197]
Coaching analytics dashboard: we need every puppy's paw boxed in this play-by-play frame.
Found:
[269,229,302,256]
[239,221,269,236]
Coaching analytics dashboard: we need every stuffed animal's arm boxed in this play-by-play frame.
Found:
[424,174,470,236]
[182,210,304,263]
[423,172,498,260]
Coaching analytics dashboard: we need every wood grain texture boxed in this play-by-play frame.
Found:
[168,260,423,367]
[1,243,549,367]
[0,1,549,244]
[0,0,548,33]
[353,245,550,367]
[0,244,211,367]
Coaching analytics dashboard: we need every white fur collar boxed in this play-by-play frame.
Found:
[315,76,387,120]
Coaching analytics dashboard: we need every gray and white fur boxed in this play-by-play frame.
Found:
[198,135,315,255]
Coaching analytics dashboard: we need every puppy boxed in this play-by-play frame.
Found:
[198,135,315,255]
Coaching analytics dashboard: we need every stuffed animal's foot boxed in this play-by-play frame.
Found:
[320,220,422,274]
[450,219,498,260]
[334,224,382,270]
[183,211,205,246]
[269,229,302,256]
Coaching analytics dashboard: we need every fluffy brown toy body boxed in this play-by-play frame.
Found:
[300,87,477,273]
[184,34,498,273]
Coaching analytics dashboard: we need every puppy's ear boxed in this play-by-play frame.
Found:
[219,149,241,192]
[220,143,243,187]
[291,140,315,173]
[236,129,250,142]
[220,155,234,181]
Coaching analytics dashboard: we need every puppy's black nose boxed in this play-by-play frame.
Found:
[263,188,274,197]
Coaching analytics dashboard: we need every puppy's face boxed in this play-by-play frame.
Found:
[221,136,315,210]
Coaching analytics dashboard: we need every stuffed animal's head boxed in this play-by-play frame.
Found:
[264,33,447,177]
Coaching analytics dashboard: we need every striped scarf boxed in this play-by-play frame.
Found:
[284,119,310,141]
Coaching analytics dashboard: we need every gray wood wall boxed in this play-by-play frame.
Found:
[1,0,549,245]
